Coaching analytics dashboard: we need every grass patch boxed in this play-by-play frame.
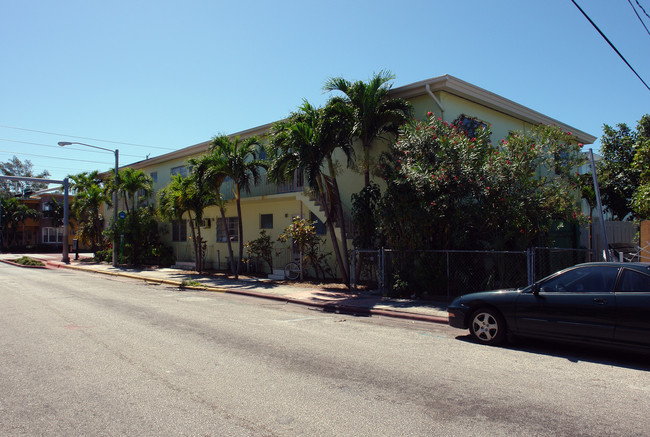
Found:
[13,256,45,267]
[180,279,204,288]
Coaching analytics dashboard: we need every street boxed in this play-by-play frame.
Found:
[1,263,649,436]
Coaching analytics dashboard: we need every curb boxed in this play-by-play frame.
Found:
[0,259,47,269]
[41,260,449,325]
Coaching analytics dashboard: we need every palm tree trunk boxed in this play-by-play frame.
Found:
[363,145,371,188]
[235,191,243,279]
[220,206,236,276]
[187,211,199,272]
[316,175,349,286]
[327,157,350,282]
[122,191,130,215]
[196,225,203,273]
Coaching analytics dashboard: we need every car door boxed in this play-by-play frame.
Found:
[515,265,619,341]
[614,267,650,346]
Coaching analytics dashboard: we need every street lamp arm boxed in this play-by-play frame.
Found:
[58,140,120,267]
[58,141,115,154]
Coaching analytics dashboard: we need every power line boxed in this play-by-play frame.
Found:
[30,163,102,173]
[628,0,650,37]
[635,0,650,21]
[0,138,144,159]
[0,124,176,151]
[570,0,650,92]
[0,150,111,165]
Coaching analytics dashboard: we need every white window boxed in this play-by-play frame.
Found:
[42,227,63,244]
[260,214,273,229]
[217,217,238,242]
[171,166,188,178]
[172,220,187,242]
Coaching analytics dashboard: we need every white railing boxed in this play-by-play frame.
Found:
[220,173,303,200]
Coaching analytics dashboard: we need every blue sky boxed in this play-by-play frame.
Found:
[2,0,649,182]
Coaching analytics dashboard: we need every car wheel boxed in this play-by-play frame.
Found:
[469,308,506,346]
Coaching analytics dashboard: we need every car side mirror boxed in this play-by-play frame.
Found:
[532,283,540,296]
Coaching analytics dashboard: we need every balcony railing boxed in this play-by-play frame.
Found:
[220,173,304,200]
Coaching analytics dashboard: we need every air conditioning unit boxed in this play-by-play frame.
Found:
[201,218,212,228]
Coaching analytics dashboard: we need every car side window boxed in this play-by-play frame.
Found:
[618,269,650,292]
[539,266,619,293]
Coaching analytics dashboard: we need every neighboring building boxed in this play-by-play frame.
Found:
[116,75,597,274]
[10,194,77,249]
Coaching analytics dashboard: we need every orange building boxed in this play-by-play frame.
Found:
[12,194,78,249]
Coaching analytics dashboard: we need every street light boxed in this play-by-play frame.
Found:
[58,141,119,267]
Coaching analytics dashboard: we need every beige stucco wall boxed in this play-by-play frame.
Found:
[115,87,588,275]
[163,194,343,276]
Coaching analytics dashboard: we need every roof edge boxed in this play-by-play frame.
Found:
[390,74,597,145]
[124,75,596,173]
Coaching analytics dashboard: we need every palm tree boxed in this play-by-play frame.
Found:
[68,172,108,254]
[117,168,153,214]
[13,203,39,246]
[188,153,237,275]
[158,174,188,226]
[72,184,107,253]
[324,70,412,188]
[268,100,354,285]
[69,171,101,193]
[43,197,65,228]
[1,197,19,248]
[158,173,218,273]
[159,174,194,268]
[208,135,264,278]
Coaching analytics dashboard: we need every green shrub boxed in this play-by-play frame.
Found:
[13,256,45,267]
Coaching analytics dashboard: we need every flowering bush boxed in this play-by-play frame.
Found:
[377,113,585,251]
[278,217,333,280]
[245,230,274,272]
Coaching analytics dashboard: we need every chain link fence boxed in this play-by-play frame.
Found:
[351,247,603,300]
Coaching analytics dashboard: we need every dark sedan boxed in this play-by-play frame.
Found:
[448,262,650,350]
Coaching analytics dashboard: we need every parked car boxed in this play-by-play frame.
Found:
[447,262,650,351]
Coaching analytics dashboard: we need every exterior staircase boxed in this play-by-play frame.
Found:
[295,191,353,243]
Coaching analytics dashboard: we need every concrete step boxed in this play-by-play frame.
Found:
[173,261,195,270]
[268,268,285,280]
[267,274,285,280]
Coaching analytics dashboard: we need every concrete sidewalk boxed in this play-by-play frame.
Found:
[0,253,449,324]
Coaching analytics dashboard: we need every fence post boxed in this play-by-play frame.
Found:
[380,247,385,296]
[526,248,535,285]
[446,251,450,300]
[351,249,357,290]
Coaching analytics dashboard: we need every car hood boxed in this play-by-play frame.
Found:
[451,288,522,306]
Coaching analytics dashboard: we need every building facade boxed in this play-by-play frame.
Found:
[118,75,597,274]
[6,194,77,250]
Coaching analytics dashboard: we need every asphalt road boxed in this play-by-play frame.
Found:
[1,263,649,436]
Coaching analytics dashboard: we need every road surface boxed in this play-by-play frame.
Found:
[1,263,648,436]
